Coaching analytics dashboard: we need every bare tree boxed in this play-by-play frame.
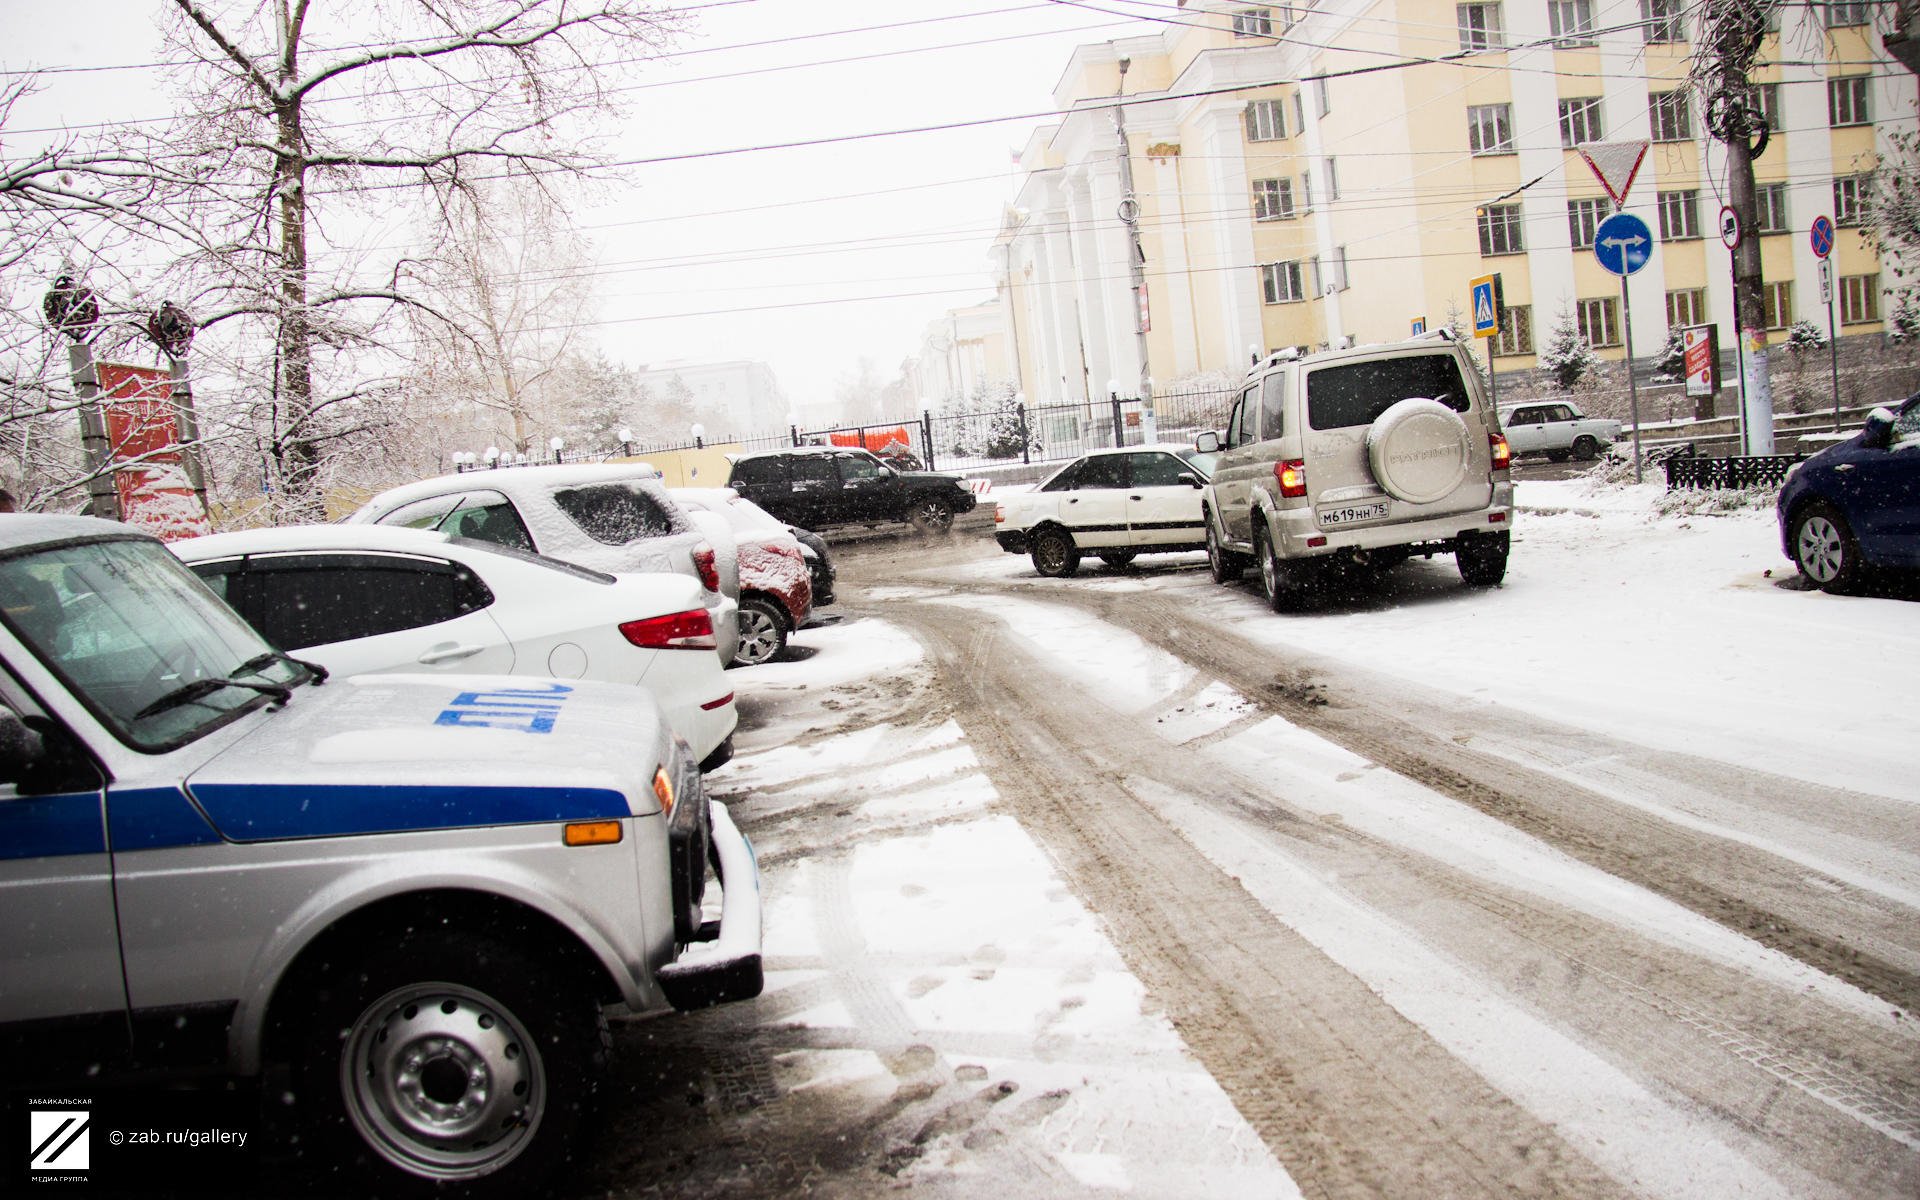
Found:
[155,0,678,518]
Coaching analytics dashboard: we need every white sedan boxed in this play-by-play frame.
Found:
[993,444,1217,577]
[171,523,739,770]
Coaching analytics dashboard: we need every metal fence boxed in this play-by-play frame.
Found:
[789,387,1238,475]
[1663,450,1806,491]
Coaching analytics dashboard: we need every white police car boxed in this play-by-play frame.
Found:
[0,516,761,1197]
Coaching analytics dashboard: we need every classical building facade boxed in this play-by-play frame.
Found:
[991,0,1912,403]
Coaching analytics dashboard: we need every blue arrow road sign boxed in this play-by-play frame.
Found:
[1810,215,1835,259]
[1593,212,1653,276]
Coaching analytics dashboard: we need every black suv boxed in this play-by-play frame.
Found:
[727,447,977,533]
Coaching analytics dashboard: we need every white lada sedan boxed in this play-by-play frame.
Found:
[993,444,1218,577]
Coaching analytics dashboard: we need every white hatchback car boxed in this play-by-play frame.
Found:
[993,444,1217,577]
[346,464,741,665]
[171,524,739,770]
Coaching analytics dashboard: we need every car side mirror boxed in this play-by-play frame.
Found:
[1194,431,1221,454]
[1862,407,1896,449]
[0,709,90,795]
[1177,472,1201,488]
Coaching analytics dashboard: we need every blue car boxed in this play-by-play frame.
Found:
[1776,392,1920,592]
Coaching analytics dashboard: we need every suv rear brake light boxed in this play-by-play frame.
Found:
[1489,432,1512,471]
[690,543,721,593]
[621,609,717,650]
[1274,459,1307,499]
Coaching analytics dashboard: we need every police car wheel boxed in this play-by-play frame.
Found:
[299,934,607,1198]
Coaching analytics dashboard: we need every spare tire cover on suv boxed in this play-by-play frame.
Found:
[1365,397,1471,504]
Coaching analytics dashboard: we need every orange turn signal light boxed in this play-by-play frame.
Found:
[653,766,676,817]
[563,820,623,847]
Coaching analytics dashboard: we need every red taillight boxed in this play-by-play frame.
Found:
[691,542,720,593]
[700,692,734,711]
[1274,459,1307,499]
[1489,432,1511,471]
[994,506,1006,523]
[620,609,717,650]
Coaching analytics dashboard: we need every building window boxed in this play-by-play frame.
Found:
[1667,288,1707,328]
[1324,157,1340,200]
[1317,76,1331,116]
[1549,0,1595,45]
[1333,245,1350,291]
[1254,177,1295,219]
[1559,96,1603,147]
[1578,297,1620,347]
[1245,98,1287,141]
[1642,0,1685,43]
[1649,90,1692,141]
[1658,190,1700,240]
[1458,2,1504,48]
[1478,203,1525,255]
[1298,172,1315,213]
[1750,83,1780,131]
[1839,274,1879,324]
[1292,90,1307,132]
[1468,104,1513,154]
[1494,304,1533,355]
[1756,182,1789,233]
[1826,1,1870,26]
[1829,76,1870,126]
[1232,7,1275,36]
[1262,261,1306,303]
[1763,281,1793,329]
[1834,173,1871,225]
[1568,197,1608,249]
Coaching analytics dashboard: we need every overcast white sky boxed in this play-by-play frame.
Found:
[2,0,1163,422]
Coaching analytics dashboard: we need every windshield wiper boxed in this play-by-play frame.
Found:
[234,649,330,685]
[133,674,294,720]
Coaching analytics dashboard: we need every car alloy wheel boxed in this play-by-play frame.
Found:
[733,597,787,665]
[911,497,955,534]
[1030,529,1080,578]
[1792,505,1861,593]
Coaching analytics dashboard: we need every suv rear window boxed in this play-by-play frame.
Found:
[1306,354,1470,430]
[553,484,682,546]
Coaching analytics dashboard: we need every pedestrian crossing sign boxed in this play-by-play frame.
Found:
[1470,274,1499,338]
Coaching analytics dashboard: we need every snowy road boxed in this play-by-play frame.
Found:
[572,481,1920,1199]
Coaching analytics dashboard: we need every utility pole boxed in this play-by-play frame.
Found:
[1113,55,1155,444]
[1696,0,1779,455]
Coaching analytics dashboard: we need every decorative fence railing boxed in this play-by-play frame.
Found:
[789,387,1237,474]
[1662,449,1806,491]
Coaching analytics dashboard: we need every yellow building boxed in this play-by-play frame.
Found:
[993,0,1913,403]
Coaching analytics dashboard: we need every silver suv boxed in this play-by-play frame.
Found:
[1198,333,1514,607]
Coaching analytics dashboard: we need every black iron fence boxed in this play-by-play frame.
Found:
[1663,449,1806,491]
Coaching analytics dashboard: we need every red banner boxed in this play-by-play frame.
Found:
[94,362,210,541]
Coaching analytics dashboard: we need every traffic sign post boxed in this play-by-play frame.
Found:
[1469,272,1502,413]
[1813,218,1840,429]
[1593,213,1652,481]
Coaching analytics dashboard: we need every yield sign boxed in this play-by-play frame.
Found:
[1576,140,1650,207]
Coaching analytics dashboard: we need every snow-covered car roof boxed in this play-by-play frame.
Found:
[669,488,788,534]
[175,521,466,560]
[0,514,138,555]
[347,462,665,515]
[1069,443,1201,459]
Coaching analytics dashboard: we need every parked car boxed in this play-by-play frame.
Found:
[994,444,1217,577]
[1199,333,1515,607]
[0,515,761,1198]
[726,446,977,534]
[784,523,837,606]
[346,463,740,665]
[669,488,814,666]
[1776,392,1920,593]
[1498,401,1621,462]
[171,523,739,770]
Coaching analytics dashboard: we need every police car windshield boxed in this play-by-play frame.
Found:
[0,536,310,751]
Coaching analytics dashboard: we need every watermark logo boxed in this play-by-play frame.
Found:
[29,1110,90,1172]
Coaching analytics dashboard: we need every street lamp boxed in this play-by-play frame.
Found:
[618,427,634,457]
[690,422,705,450]
[484,446,499,468]
[549,435,565,463]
